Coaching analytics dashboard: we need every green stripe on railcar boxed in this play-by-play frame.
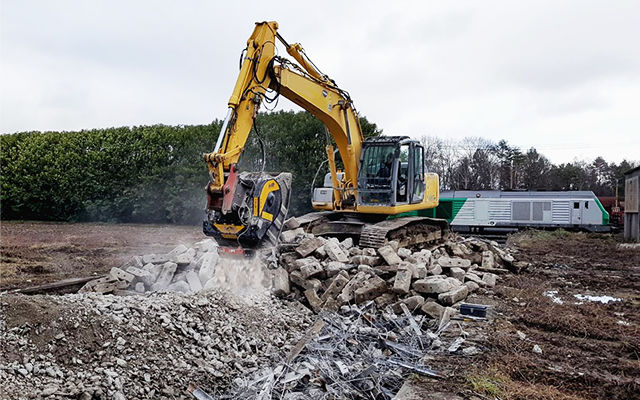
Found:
[392,198,467,223]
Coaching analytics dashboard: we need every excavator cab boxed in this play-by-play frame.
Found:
[357,136,426,207]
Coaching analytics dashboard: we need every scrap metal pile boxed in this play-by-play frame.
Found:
[220,300,462,399]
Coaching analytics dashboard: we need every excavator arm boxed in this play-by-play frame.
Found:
[203,21,363,247]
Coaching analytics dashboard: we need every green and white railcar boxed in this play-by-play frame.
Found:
[421,191,609,232]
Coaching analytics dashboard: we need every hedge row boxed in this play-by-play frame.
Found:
[0,111,381,224]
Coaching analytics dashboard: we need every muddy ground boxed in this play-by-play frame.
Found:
[0,222,203,290]
[1,222,639,399]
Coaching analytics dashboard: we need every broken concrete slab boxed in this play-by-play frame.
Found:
[304,288,323,312]
[296,237,326,257]
[420,301,445,319]
[142,254,170,264]
[185,270,203,293]
[447,267,466,282]
[392,269,412,295]
[110,267,134,284]
[378,245,402,265]
[354,275,387,303]
[437,257,471,268]
[482,272,497,287]
[271,267,290,297]
[324,241,349,263]
[299,261,323,279]
[152,262,177,291]
[413,277,454,294]
[438,285,469,306]
[320,274,349,302]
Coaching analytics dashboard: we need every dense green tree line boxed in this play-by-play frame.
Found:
[0,111,381,224]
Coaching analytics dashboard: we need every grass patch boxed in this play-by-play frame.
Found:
[467,372,507,396]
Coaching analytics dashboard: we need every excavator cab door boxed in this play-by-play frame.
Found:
[357,137,426,208]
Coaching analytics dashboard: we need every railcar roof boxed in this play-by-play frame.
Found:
[440,190,597,199]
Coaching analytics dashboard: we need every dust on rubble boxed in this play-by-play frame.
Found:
[205,256,270,297]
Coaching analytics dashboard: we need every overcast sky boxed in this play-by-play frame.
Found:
[1,0,638,164]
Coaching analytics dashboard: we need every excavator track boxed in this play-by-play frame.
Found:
[298,212,449,249]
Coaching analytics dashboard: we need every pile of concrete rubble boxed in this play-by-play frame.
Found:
[79,238,266,296]
[274,217,515,317]
[0,289,312,399]
[79,217,516,325]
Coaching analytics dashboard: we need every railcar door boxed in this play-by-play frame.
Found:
[571,201,582,225]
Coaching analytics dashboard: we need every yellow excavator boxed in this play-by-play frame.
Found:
[203,21,447,251]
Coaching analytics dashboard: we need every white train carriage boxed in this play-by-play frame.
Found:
[432,191,610,232]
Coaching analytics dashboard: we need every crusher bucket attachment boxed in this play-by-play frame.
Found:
[203,171,292,249]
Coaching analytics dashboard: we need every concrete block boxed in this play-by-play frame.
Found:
[413,277,453,294]
[349,247,362,256]
[350,255,381,266]
[413,263,428,279]
[337,272,368,304]
[280,229,299,243]
[325,241,349,263]
[374,292,396,307]
[134,282,146,293]
[294,256,319,269]
[198,252,219,284]
[153,262,177,290]
[166,281,191,293]
[402,295,425,311]
[397,248,412,259]
[357,265,376,276]
[125,266,151,279]
[279,252,300,272]
[167,244,188,257]
[362,248,377,257]
[313,245,327,259]
[186,270,203,292]
[378,245,402,265]
[464,272,486,286]
[393,269,412,294]
[354,275,387,303]
[110,267,134,284]
[482,272,497,287]
[438,285,469,306]
[387,240,400,252]
[271,267,290,296]
[299,261,323,279]
[444,277,463,288]
[174,253,192,266]
[289,271,321,290]
[296,237,326,257]
[321,274,349,302]
[481,251,495,269]
[142,254,170,264]
[340,237,354,250]
[428,264,442,276]
[421,301,445,319]
[437,257,471,268]
[194,238,218,253]
[283,217,301,230]
[464,281,480,293]
[447,267,466,281]
[325,261,345,277]
[304,289,323,312]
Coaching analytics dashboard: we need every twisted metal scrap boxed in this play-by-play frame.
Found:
[220,301,445,400]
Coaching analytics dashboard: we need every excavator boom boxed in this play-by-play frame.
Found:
[203,21,444,249]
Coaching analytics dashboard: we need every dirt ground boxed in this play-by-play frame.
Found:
[408,230,640,400]
[1,222,639,399]
[0,221,203,290]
